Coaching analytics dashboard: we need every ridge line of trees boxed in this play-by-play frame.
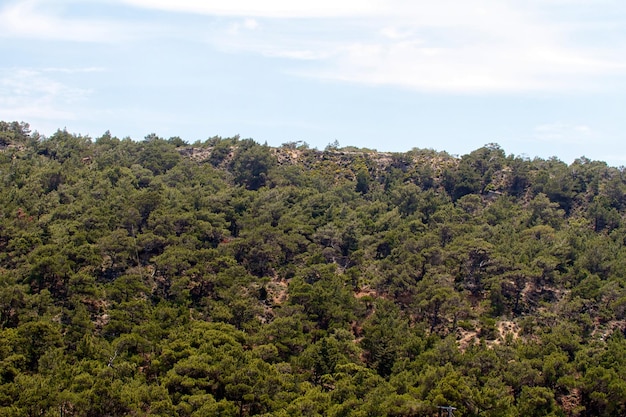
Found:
[1,121,626,416]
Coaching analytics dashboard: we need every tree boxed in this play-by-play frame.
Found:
[230,141,276,190]
[361,300,409,377]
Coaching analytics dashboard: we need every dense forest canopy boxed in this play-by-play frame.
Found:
[1,120,626,416]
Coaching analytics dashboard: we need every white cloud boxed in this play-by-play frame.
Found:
[42,67,105,74]
[315,38,622,93]
[121,0,385,18]
[0,0,135,42]
[173,0,626,93]
[532,122,595,144]
[227,18,260,35]
[4,0,626,94]
[243,18,259,30]
[0,68,93,121]
[379,27,420,41]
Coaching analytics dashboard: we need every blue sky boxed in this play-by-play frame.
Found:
[2,0,626,166]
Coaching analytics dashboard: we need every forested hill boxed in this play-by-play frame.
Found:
[2,120,626,416]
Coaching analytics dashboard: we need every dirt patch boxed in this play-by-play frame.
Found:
[559,388,582,416]
[592,319,626,340]
[497,320,521,340]
[354,287,376,298]
[458,329,479,351]
[268,280,289,305]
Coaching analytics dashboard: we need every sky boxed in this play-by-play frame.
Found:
[2,0,626,166]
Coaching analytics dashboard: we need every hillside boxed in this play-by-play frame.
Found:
[1,121,626,416]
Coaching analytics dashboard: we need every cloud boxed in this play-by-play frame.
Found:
[532,122,595,144]
[0,68,94,121]
[120,0,384,18]
[5,0,626,94]
[227,18,260,36]
[41,67,105,74]
[0,0,136,42]
[317,40,622,93]
[136,0,625,94]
